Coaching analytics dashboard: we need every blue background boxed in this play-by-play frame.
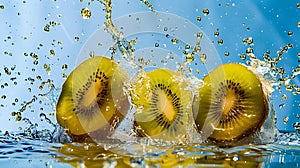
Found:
[0,0,299,133]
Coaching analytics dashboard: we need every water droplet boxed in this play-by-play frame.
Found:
[171,38,178,44]
[43,64,51,75]
[49,49,55,56]
[62,73,67,79]
[197,16,201,22]
[214,29,219,37]
[224,51,230,56]
[154,43,159,47]
[298,21,300,28]
[40,113,46,120]
[288,31,293,36]
[203,8,209,16]
[81,7,91,19]
[44,24,50,32]
[286,84,293,91]
[239,53,246,60]
[0,4,4,9]
[297,3,300,8]
[74,36,80,41]
[279,103,286,108]
[243,37,253,44]
[4,67,11,75]
[197,32,203,38]
[62,64,68,70]
[49,20,56,26]
[217,38,223,45]
[294,122,300,134]
[283,116,289,124]
[185,53,194,63]
[200,53,206,64]
[1,95,6,99]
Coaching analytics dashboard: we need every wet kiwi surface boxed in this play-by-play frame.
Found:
[56,56,129,142]
[131,68,192,141]
[193,63,269,142]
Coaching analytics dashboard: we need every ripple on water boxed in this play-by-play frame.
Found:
[0,132,299,167]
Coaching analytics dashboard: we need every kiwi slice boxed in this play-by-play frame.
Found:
[56,56,129,141]
[193,63,269,142]
[131,68,192,140]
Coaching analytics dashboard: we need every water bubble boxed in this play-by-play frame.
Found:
[74,36,80,41]
[81,7,91,19]
[287,31,293,36]
[154,43,159,47]
[298,21,300,28]
[203,8,209,16]
[0,4,4,10]
[297,3,300,8]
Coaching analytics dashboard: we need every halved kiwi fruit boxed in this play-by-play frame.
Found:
[193,63,269,142]
[56,56,129,142]
[130,68,192,141]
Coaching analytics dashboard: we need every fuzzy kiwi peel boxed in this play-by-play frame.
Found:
[56,56,129,142]
[131,68,192,140]
[193,63,269,142]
